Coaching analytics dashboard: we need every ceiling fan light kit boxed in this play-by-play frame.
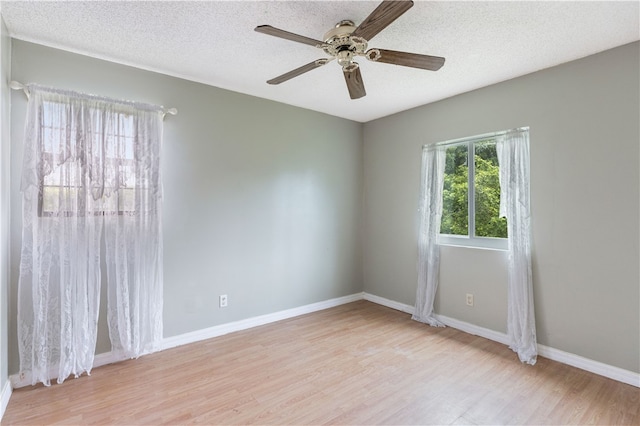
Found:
[255,0,445,100]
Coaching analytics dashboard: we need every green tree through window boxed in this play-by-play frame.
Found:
[441,144,468,235]
[440,138,507,240]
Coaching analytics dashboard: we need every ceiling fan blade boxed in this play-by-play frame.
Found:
[267,59,329,85]
[351,0,414,42]
[255,25,324,47]
[368,49,445,71]
[343,67,366,99]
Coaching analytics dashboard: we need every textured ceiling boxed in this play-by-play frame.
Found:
[1,1,639,122]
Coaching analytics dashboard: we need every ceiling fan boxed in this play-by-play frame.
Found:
[255,0,445,100]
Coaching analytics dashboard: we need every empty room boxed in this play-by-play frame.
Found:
[0,1,638,424]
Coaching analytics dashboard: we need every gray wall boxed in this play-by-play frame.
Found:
[0,15,10,391]
[5,37,639,379]
[8,40,363,374]
[363,41,640,373]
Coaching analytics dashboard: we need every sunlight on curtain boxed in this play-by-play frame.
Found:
[412,144,446,327]
[497,127,537,365]
[18,85,164,385]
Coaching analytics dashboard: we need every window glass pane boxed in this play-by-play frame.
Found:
[441,144,468,235]
[38,102,143,217]
[119,187,136,213]
[474,140,507,238]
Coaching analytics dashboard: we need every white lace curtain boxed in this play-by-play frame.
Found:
[497,128,537,365]
[18,84,164,386]
[414,128,536,365]
[412,144,446,327]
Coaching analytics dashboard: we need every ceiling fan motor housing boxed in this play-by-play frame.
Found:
[323,20,368,71]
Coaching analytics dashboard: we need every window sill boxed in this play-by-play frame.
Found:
[438,235,508,251]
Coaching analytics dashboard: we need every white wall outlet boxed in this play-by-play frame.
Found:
[466,293,474,307]
[219,294,228,308]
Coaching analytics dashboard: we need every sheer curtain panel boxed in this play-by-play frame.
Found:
[18,85,164,386]
[497,127,537,365]
[412,144,446,327]
[104,113,164,358]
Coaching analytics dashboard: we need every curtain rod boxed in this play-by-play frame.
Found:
[424,127,530,149]
[9,81,178,119]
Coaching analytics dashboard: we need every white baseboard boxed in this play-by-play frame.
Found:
[536,344,640,387]
[363,292,640,388]
[363,292,509,345]
[435,313,511,346]
[162,292,364,350]
[8,291,638,391]
[10,292,364,389]
[363,292,414,315]
[1,380,12,421]
[9,350,129,389]
[92,350,129,369]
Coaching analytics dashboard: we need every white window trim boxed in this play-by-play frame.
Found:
[438,234,508,250]
[434,131,508,251]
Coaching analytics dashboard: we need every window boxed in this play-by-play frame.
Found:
[38,100,147,217]
[439,132,507,250]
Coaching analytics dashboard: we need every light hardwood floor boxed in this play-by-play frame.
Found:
[3,301,639,425]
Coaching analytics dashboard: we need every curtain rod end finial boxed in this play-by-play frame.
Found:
[10,81,30,99]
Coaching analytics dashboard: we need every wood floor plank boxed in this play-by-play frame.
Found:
[3,301,639,425]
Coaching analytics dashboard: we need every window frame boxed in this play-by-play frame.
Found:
[36,100,144,218]
[436,131,508,251]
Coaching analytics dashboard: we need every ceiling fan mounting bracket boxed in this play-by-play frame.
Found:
[323,20,356,42]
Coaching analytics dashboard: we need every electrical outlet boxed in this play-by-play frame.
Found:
[466,293,474,307]
[219,294,228,308]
